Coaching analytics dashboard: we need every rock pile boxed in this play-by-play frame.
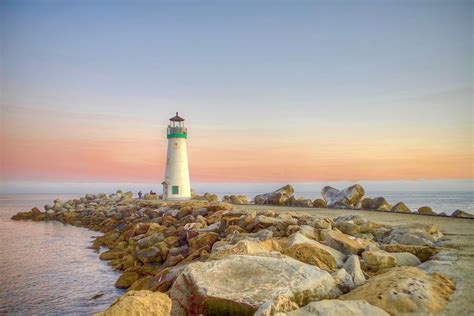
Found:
[12,190,459,315]
[246,184,472,218]
[223,194,248,205]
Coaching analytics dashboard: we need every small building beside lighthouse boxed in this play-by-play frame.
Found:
[162,112,191,200]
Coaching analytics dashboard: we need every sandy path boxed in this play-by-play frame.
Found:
[234,205,474,315]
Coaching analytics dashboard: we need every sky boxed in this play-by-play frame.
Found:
[1,0,473,192]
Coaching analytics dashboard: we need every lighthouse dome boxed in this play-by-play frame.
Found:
[170,112,185,122]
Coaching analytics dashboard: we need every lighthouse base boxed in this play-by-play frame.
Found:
[164,196,191,201]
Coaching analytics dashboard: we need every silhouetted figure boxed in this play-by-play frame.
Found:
[138,191,142,199]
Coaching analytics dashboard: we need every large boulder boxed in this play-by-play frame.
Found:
[293,198,313,207]
[136,233,165,249]
[368,197,392,211]
[11,207,44,221]
[451,209,473,218]
[343,255,366,286]
[288,233,345,268]
[129,264,188,292]
[312,199,327,208]
[332,268,356,293]
[187,232,218,253]
[93,290,171,316]
[361,198,372,210]
[209,239,281,260]
[391,202,411,213]
[222,195,248,205]
[282,242,337,271]
[254,185,295,205]
[380,244,438,262]
[341,267,455,315]
[321,185,365,209]
[362,250,396,271]
[168,254,341,315]
[114,271,140,289]
[391,252,421,267]
[385,226,440,246]
[282,300,389,316]
[417,206,434,215]
[322,230,372,255]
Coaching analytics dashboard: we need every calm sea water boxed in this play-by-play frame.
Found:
[0,189,472,314]
[0,195,123,315]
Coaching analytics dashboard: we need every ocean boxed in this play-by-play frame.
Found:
[0,187,472,314]
[0,195,124,315]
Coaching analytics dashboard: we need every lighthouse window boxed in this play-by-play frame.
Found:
[174,142,178,149]
[172,186,179,195]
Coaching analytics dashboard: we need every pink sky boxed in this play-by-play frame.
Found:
[2,105,472,183]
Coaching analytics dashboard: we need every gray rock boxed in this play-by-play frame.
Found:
[169,254,341,315]
[299,225,319,240]
[368,197,391,211]
[334,215,367,225]
[321,185,365,209]
[451,209,473,218]
[391,252,421,266]
[136,233,165,249]
[343,255,366,286]
[391,202,411,213]
[254,185,295,205]
[332,268,356,293]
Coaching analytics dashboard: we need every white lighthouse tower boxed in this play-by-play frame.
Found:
[162,112,191,200]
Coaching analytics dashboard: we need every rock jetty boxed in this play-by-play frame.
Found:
[11,190,460,315]
[249,184,473,218]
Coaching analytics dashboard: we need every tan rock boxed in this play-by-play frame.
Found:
[115,271,140,289]
[362,251,396,271]
[254,185,295,205]
[223,194,248,205]
[129,264,187,292]
[361,198,372,210]
[283,243,337,271]
[369,197,392,211]
[335,222,361,236]
[341,267,455,315]
[99,250,125,261]
[391,202,411,213]
[418,206,434,215]
[288,233,346,267]
[381,244,438,262]
[188,232,218,253]
[209,239,281,260]
[299,225,319,240]
[282,300,389,316]
[93,290,171,316]
[451,209,473,218]
[312,199,327,208]
[323,230,372,255]
[254,296,299,316]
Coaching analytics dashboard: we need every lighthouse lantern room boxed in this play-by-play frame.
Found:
[162,112,191,200]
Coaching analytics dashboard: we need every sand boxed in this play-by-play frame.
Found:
[234,204,474,315]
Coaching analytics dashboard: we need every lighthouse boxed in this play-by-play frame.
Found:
[162,112,191,200]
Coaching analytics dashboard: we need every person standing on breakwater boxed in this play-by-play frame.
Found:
[138,191,142,199]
